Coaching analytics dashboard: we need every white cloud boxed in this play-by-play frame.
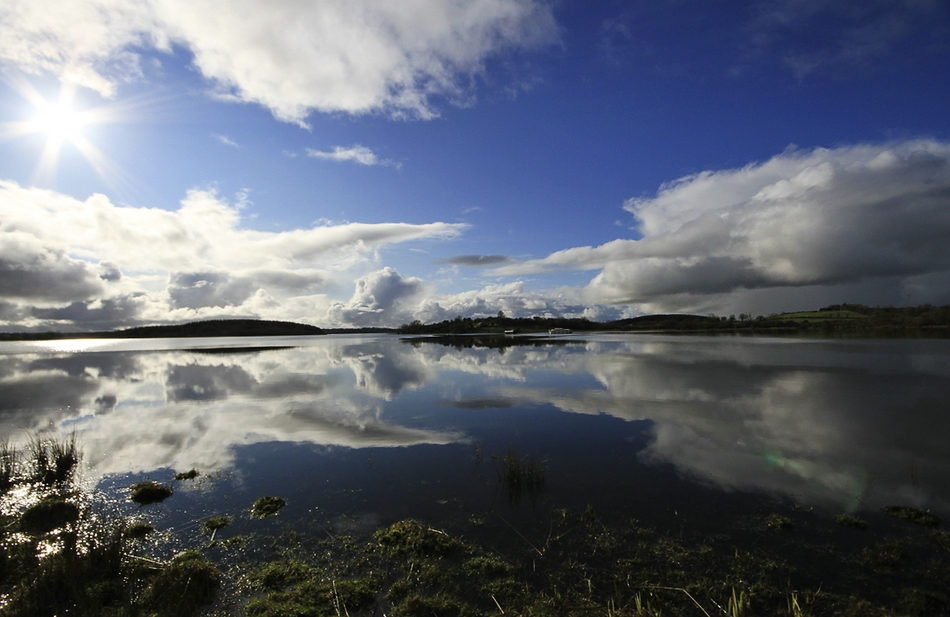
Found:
[306,145,398,168]
[0,0,557,123]
[0,181,466,329]
[327,267,426,327]
[213,133,238,147]
[492,140,950,314]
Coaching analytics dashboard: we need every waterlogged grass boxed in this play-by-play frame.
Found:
[493,445,546,503]
[221,503,950,617]
[0,436,219,617]
[252,495,287,517]
[28,431,81,486]
[766,513,794,531]
[4,436,950,616]
[883,505,942,527]
[175,468,199,481]
[129,480,174,505]
[18,495,80,535]
[203,515,232,533]
[835,513,869,530]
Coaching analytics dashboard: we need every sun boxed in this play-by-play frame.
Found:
[0,77,116,186]
[29,91,90,144]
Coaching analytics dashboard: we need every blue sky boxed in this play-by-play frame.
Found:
[1,0,950,330]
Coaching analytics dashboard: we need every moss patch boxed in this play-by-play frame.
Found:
[883,505,941,527]
[375,519,461,557]
[129,480,173,505]
[252,495,287,517]
[203,515,231,533]
[142,550,220,614]
[124,520,155,539]
[18,495,80,535]
[766,513,794,531]
[835,513,869,530]
[175,468,199,480]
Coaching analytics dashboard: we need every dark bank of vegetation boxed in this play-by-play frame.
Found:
[2,437,949,616]
[0,319,326,341]
[239,505,950,617]
[399,303,950,336]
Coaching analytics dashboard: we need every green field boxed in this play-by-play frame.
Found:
[773,309,869,321]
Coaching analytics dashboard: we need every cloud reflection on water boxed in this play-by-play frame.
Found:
[478,336,950,514]
[0,334,947,514]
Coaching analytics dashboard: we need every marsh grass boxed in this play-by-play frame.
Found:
[493,445,546,502]
[28,431,81,485]
[175,468,199,481]
[18,495,80,535]
[883,505,942,527]
[252,495,287,517]
[0,437,219,617]
[0,440,17,493]
[766,514,794,531]
[125,520,155,539]
[227,493,950,617]
[129,481,173,505]
[834,513,869,530]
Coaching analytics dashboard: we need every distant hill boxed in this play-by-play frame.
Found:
[115,319,325,338]
[0,319,325,341]
[398,304,950,335]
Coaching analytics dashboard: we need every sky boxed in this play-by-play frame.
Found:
[1,0,949,331]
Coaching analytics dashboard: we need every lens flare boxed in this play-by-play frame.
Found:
[0,76,121,187]
[29,91,89,143]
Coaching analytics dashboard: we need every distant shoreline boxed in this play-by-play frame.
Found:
[0,319,329,341]
[2,304,949,341]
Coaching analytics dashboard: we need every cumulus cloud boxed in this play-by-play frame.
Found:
[0,181,466,329]
[328,268,426,327]
[167,271,256,309]
[306,145,397,167]
[0,0,557,123]
[492,140,950,314]
[0,238,103,302]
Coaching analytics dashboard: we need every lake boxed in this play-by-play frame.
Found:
[2,332,949,614]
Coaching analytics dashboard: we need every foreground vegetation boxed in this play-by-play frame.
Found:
[234,504,950,617]
[0,435,220,616]
[3,437,949,616]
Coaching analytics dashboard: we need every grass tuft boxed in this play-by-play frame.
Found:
[252,495,287,517]
[766,514,794,531]
[883,505,941,527]
[29,432,81,485]
[834,513,869,530]
[493,445,546,502]
[18,495,80,535]
[203,515,232,534]
[175,468,199,480]
[129,481,174,505]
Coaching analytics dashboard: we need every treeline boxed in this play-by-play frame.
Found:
[399,304,950,335]
[398,314,601,335]
[0,319,325,341]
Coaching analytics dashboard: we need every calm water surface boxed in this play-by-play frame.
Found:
[1,332,948,549]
